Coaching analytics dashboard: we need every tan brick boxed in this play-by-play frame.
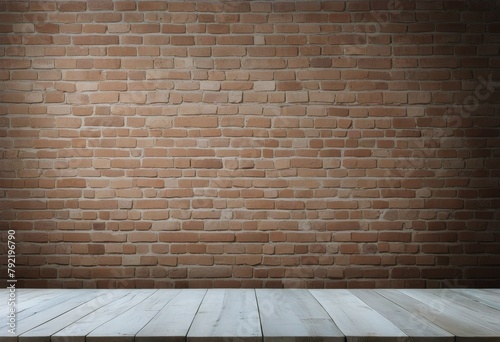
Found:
[253,81,276,91]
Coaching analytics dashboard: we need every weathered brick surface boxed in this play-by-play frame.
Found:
[0,1,499,288]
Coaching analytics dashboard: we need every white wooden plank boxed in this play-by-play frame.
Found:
[51,290,152,342]
[16,288,58,301]
[9,288,45,299]
[17,288,66,303]
[13,290,82,318]
[378,289,500,342]
[352,289,454,342]
[0,289,96,340]
[1,289,498,342]
[400,289,500,333]
[16,289,68,309]
[136,289,207,342]
[18,290,130,342]
[14,289,38,295]
[451,289,500,311]
[0,290,16,342]
[0,288,38,298]
[256,289,344,342]
[403,289,500,335]
[483,289,500,295]
[0,289,15,342]
[0,289,75,318]
[187,289,262,342]
[310,289,407,342]
[0,290,9,321]
[86,289,178,342]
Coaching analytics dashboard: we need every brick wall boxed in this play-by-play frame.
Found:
[1,0,499,289]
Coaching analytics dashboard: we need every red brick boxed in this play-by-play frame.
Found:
[200,233,235,242]
[190,267,232,278]
[379,232,412,242]
[159,232,198,243]
[287,233,316,243]
[358,58,392,69]
[242,58,286,69]
[84,117,124,127]
[297,70,340,80]
[275,201,305,210]
[246,200,275,209]
[57,179,86,188]
[218,36,254,45]
[137,1,167,11]
[351,256,381,266]
[162,24,186,34]
[89,93,120,104]
[179,255,213,266]
[131,24,160,33]
[72,35,119,45]
[87,0,114,11]
[29,2,58,11]
[236,232,269,243]
[94,13,122,22]
[191,159,222,169]
[12,200,46,210]
[291,159,322,169]
[64,70,102,81]
[108,47,137,56]
[134,200,168,209]
[174,116,218,128]
[58,2,86,11]
[171,36,195,46]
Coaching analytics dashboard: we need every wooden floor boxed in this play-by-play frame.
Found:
[1,289,500,342]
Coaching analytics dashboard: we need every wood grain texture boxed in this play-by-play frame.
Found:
[257,289,344,342]
[19,290,127,342]
[187,289,262,342]
[86,289,176,342]
[136,289,206,342]
[310,289,408,342]
[0,290,97,340]
[353,289,454,342]
[1,289,500,342]
[378,290,500,342]
[402,289,500,335]
[0,289,77,319]
[451,289,500,311]
[51,290,151,342]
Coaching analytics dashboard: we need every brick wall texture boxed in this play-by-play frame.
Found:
[1,0,499,289]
